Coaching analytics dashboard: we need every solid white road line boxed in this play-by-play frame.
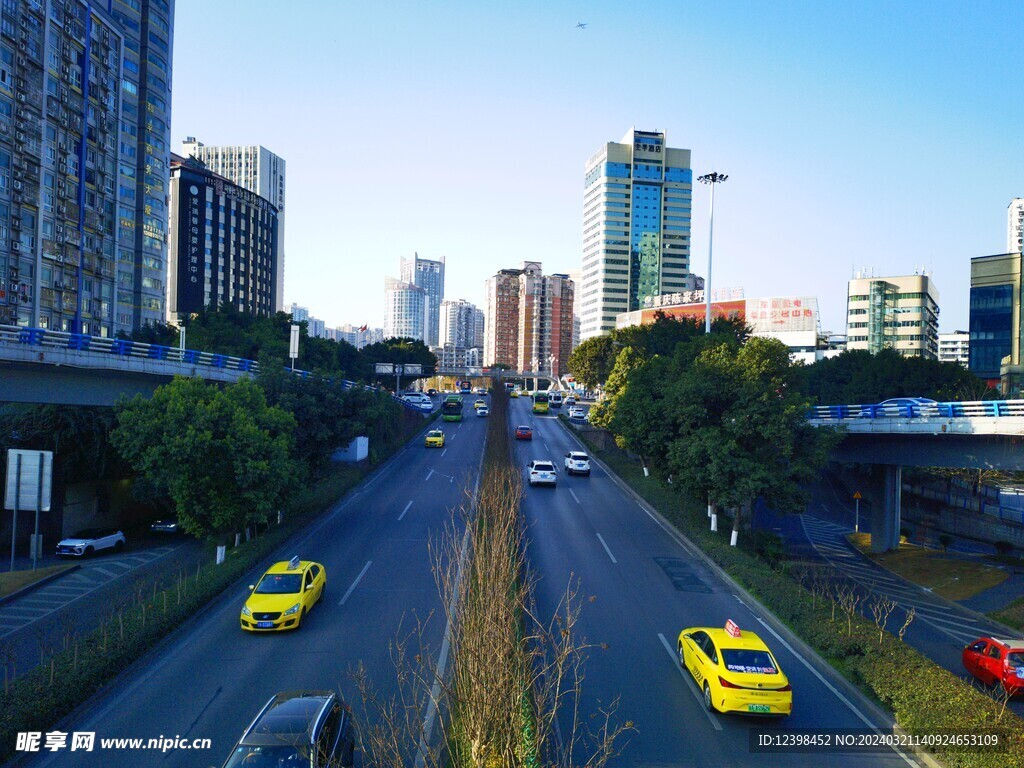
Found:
[399,501,413,521]
[569,488,580,504]
[657,633,722,731]
[596,533,617,564]
[338,561,372,606]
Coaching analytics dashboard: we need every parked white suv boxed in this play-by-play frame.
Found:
[527,460,557,487]
[564,452,591,476]
[56,528,126,557]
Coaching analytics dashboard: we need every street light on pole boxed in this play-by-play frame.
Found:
[697,171,728,334]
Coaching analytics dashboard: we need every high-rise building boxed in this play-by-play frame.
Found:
[1008,199,1024,255]
[182,137,286,311]
[0,0,174,336]
[580,128,695,340]
[484,261,574,376]
[384,276,426,341]
[938,330,970,367]
[288,302,309,323]
[439,298,483,348]
[969,253,1022,390]
[846,272,940,359]
[167,155,278,320]
[400,252,444,346]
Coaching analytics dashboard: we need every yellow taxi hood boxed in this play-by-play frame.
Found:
[245,592,302,613]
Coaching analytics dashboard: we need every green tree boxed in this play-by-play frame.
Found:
[567,335,617,390]
[663,338,837,545]
[111,377,298,539]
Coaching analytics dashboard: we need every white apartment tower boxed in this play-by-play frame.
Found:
[580,129,696,339]
[182,138,287,312]
[400,253,445,346]
[846,273,940,359]
[1008,199,1024,254]
[440,298,484,349]
[384,277,427,341]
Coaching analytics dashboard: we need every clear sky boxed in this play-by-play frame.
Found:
[169,0,1024,334]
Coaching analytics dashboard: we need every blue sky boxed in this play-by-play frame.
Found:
[169,0,1024,334]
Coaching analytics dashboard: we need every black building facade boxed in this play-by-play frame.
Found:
[167,153,278,319]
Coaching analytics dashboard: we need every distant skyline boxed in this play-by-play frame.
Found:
[169,0,1024,335]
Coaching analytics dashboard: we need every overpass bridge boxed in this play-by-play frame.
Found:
[809,400,1024,551]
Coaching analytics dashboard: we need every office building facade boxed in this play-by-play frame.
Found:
[938,330,969,367]
[0,0,173,336]
[970,253,1022,390]
[166,155,278,320]
[383,276,426,341]
[846,273,940,359]
[580,128,695,340]
[1008,199,1024,255]
[484,261,574,376]
[182,137,286,311]
[400,252,444,346]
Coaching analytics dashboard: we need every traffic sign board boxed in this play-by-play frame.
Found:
[853,491,862,499]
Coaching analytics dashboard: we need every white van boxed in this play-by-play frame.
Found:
[549,392,563,408]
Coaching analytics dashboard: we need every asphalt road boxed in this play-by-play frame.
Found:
[16,412,487,768]
[511,400,922,768]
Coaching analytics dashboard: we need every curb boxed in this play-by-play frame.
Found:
[0,564,80,607]
[556,420,945,768]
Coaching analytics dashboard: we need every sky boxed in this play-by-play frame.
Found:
[169,0,1024,335]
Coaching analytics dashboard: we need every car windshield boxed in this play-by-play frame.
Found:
[721,648,778,674]
[255,574,302,594]
[429,431,442,437]
[223,744,307,768]
[1008,651,1024,667]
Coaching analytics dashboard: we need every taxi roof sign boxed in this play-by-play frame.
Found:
[287,556,301,570]
[725,619,742,638]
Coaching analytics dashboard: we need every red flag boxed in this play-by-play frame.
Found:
[358,324,368,332]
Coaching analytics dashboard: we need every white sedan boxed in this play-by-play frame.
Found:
[564,451,591,476]
[527,460,557,487]
[56,528,126,557]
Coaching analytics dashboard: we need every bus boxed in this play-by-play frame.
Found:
[442,395,464,422]
[532,391,549,414]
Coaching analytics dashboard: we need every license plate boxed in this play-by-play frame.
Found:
[748,704,771,713]
[256,621,274,628]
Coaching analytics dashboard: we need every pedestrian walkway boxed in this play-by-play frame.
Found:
[0,542,189,638]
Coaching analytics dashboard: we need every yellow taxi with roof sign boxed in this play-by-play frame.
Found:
[677,619,792,716]
[240,557,326,632]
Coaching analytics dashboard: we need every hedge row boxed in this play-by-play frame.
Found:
[574,430,1024,768]
[0,412,432,764]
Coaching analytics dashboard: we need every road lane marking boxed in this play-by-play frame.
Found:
[596,533,617,563]
[425,469,434,482]
[399,501,413,521]
[657,633,722,731]
[338,561,372,606]
[441,448,447,457]
[569,489,580,504]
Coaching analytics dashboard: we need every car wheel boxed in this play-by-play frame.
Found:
[341,736,355,768]
[297,607,307,629]
[678,644,685,666]
[703,682,715,712]
[84,546,94,557]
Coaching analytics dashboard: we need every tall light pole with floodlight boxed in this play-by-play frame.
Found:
[697,171,728,333]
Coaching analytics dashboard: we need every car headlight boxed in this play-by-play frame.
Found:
[283,603,301,616]
[241,605,252,617]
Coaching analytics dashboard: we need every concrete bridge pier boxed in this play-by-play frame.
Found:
[871,464,903,553]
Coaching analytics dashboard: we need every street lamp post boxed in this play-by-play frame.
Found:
[697,171,728,333]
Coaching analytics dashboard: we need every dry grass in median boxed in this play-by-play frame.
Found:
[0,564,77,600]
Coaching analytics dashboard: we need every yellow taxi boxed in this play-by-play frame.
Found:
[425,429,445,448]
[677,620,792,716]
[510,389,520,398]
[241,557,326,632]
[474,399,487,410]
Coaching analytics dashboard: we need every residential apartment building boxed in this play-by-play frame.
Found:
[400,252,444,346]
[1008,199,1024,254]
[439,298,483,349]
[431,343,482,370]
[846,273,940,359]
[938,330,969,367]
[0,0,174,336]
[484,261,574,376]
[332,323,381,349]
[580,128,695,340]
[383,276,426,341]
[181,137,286,311]
[166,154,278,320]
[969,253,1022,391]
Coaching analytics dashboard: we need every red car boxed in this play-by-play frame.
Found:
[962,636,1024,694]
[514,425,533,440]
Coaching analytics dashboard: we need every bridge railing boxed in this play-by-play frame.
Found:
[809,400,1024,421]
[0,323,427,413]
